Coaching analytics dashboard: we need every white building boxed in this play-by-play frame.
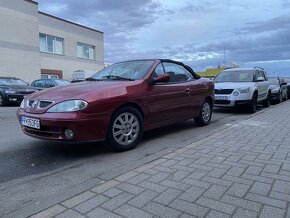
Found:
[0,0,104,83]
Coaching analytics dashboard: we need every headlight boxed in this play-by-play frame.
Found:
[238,87,250,94]
[47,100,88,112]
[20,99,25,109]
[5,90,17,94]
[271,88,280,93]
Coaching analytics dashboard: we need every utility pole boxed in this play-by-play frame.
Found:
[223,46,226,66]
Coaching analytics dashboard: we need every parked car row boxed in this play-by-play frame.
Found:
[1,60,288,152]
[268,76,287,103]
[213,67,288,112]
[0,77,71,106]
[31,79,70,90]
[0,77,38,106]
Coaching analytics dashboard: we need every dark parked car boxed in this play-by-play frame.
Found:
[283,77,290,97]
[268,76,287,103]
[31,79,70,90]
[0,77,38,106]
[17,59,214,151]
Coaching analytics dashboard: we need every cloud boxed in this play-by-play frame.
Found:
[36,0,290,75]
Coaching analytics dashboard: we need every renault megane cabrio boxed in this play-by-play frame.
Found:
[17,59,214,151]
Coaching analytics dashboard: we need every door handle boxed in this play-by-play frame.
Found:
[186,88,191,93]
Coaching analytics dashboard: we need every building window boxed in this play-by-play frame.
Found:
[39,33,64,55]
[77,42,95,60]
[41,69,63,79]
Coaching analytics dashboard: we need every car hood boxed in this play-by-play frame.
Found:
[0,85,37,91]
[214,82,253,90]
[269,84,279,89]
[26,81,139,102]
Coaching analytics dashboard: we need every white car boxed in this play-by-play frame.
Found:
[214,67,270,113]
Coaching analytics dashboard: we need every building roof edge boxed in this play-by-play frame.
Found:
[24,0,38,5]
[38,11,104,34]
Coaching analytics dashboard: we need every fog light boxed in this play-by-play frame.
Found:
[233,91,239,96]
[64,129,74,139]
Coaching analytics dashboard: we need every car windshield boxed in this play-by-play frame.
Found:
[54,80,70,86]
[268,77,279,85]
[283,78,290,83]
[214,70,254,82]
[0,78,28,86]
[89,60,155,81]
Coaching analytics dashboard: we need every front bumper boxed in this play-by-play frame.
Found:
[214,99,251,107]
[4,94,25,104]
[270,92,280,101]
[214,92,253,108]
[17,109,110,142]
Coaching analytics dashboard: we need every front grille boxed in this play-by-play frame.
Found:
[27,100,53,108]
[214,89,234,94]
[23,126,61,139]
[17,90,35,94]
[215,100,231,105]
[28,100,35,107]
[39,101,53,108]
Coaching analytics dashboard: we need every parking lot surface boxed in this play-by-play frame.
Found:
[11,101,290,218]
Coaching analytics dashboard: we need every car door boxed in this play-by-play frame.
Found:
[254,70,267,101]
[145,62,193,126]
[259,70,269,99]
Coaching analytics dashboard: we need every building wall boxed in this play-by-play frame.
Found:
[0,0,104,83]
[38,12,104,80]
[0,0,40,83]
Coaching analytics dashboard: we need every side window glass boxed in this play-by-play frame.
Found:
[163,62,189,83]
[45,80,55,88]
[154,63,165,77]
[184,69,194,80]
[35,80,45,87]
[254,70,261,81]
[260,70,266,80]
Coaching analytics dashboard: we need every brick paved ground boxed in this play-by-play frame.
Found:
[30,101,290,218]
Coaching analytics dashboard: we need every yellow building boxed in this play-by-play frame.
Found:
[196,67,225,78]
[196,63,239,78]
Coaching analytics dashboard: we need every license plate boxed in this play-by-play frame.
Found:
[215,95,228,100]
[20,116,40,129]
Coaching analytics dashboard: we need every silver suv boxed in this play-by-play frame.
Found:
[214,67,270,113]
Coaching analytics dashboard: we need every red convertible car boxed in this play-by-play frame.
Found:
[17,59,214,151]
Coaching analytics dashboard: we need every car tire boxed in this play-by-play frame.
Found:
[249,93,257,113]
[263,92,271,107]
[277,92,282,103]
[194,99,212,126]
[0,94,6,106]
[106,106,143,152]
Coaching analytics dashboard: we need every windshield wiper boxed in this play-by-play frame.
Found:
[85,77,103,81]
[101,75,134,81]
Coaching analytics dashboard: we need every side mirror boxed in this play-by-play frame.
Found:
[149,73,170,85]
[257,77,265,82]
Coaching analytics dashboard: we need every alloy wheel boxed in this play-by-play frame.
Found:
[202,102,211,123]
[112,112,140,146]
[0,95,3,106]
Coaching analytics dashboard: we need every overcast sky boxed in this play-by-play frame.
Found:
[36,0,290,76]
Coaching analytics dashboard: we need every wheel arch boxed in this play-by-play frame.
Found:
[253,89,258,96]
[205,95,214,108]
[112,102,144,120]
